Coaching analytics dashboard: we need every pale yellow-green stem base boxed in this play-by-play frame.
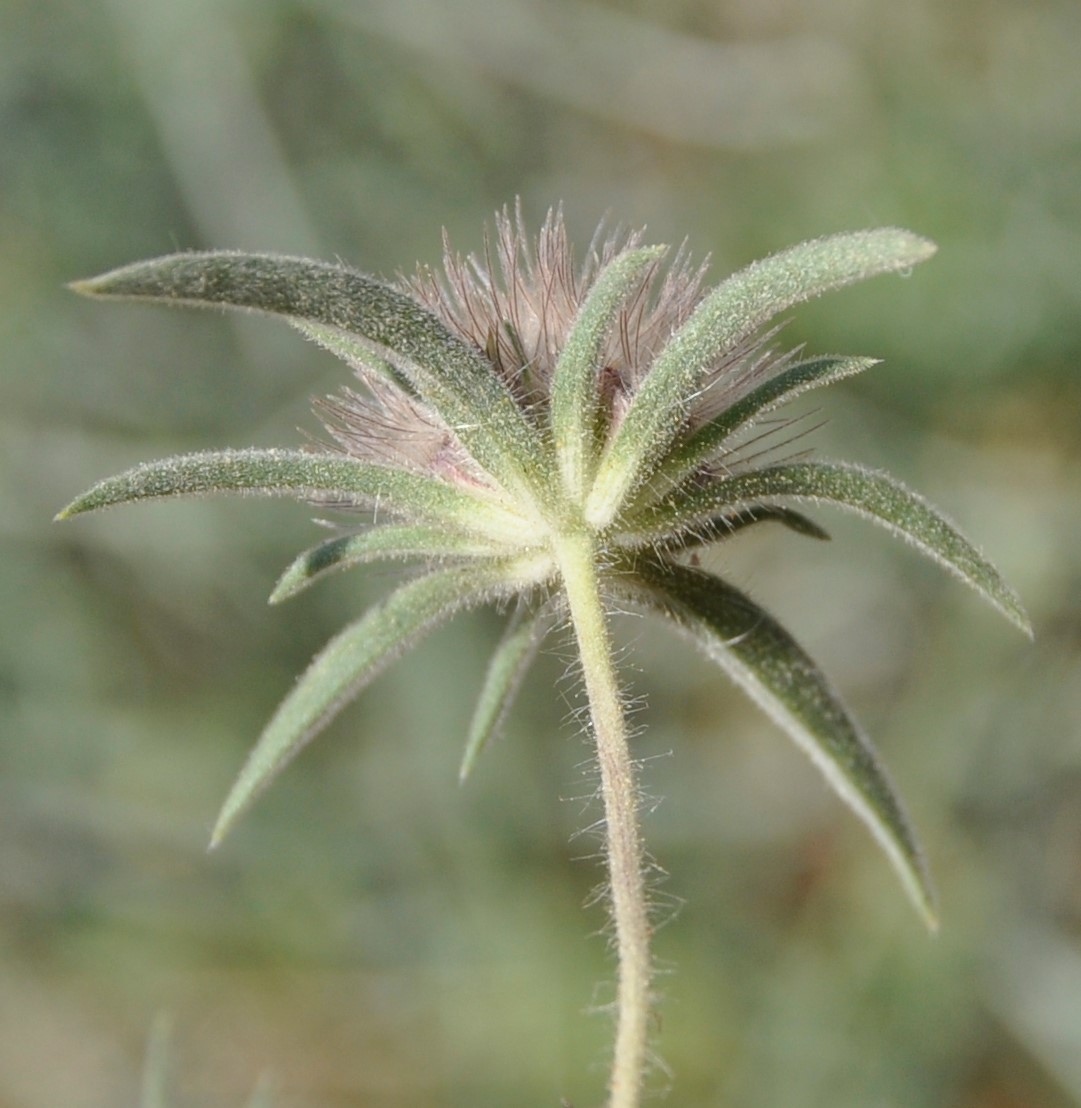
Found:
[554,531,651,1108]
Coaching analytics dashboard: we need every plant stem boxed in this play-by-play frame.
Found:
[555,531,651,1108]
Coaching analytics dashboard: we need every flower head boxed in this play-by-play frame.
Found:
[57,208,1031,1105]
[58,208,1029,927]
[408,206,706,414]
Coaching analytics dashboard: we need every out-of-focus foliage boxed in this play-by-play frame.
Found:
[2,0,1080,1105]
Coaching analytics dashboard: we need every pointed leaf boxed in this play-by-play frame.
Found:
[588,230,937,524]
[620,557,937,928]
[270,524,502,603]
[210,559,541,846]
[55,448,529,541]
[459,602,556,782]
[550,245,667,499]
[718,506,830,542]
[72,253,551,507]
[648,505,830,552]
[633,461,1031,635]
[292,319,413,392]
[653,355,876,490]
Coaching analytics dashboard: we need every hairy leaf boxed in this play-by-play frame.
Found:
[551,245,667,499]
[211,560,539,846]
[270,524,505,603]
[632,461,1032,635]
[72,253,552,508]
[620,558,938,928]
[638,505,830,552]
[652,355,877,490]
[293,319,413,391]
[55,449,529,541]
[588,230,937,524]
[459,602,556,782]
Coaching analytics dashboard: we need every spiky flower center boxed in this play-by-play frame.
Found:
[408,209,703,412]
[319,205,792,557]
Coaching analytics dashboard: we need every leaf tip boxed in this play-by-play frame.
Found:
[895,849,939,932]
[870,227,937,271]
[903,231,938,265]
[458,745,479,784]
[209,789,249,850]
[207,816,231,852]
[985,581,1033,640]
[1000,588,1034,639]
[268,559,309,605]
[267,580,293,606]
[888,852,939,933]
[54,494,90,520]
[68,275,109,298]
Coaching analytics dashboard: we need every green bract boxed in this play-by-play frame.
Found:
[58,207,1029,1108]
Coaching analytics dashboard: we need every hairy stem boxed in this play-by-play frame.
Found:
[555,531,651,1108]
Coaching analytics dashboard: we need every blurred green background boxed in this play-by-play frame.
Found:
[4,0,1081,1104]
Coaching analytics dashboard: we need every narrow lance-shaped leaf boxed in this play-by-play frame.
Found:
[71,253,552,510]
[647,355,877,495]
[55,448,530,543]
[620,558,938,929]
[270,523,505,604]
[211,560,539,847]
[459,602,556,782]
[640,505,830,553]
[550,245,667,500]
[293,319,413,392]
[631,461,1032,635]
[587,230,937,525]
